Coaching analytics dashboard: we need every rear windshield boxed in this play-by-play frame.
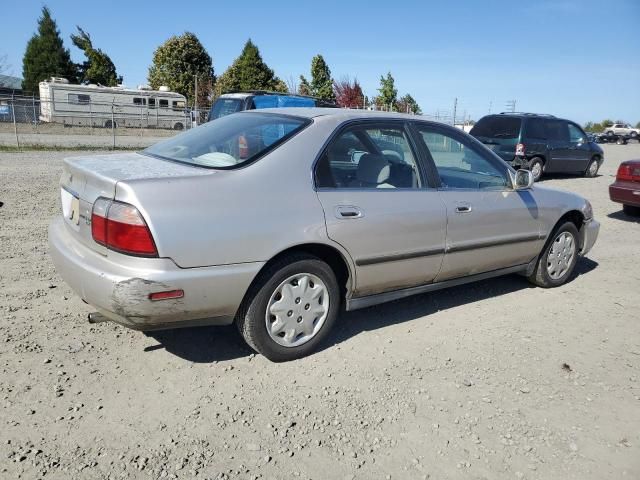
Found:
[209,98,244,120]
[470,116,522,140]
[144,113,310,169]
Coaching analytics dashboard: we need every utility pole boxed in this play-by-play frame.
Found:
[194,74,198,126]
[452,97,458,126]
[505,99,516,113]
[488,100,492,114]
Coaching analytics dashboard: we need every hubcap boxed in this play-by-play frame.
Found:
[531,162,542,179]
[547,231,576,280]
[589,161,598,176]
[265,273,329,347]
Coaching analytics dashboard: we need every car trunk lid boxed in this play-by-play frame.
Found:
[58,152,215,253]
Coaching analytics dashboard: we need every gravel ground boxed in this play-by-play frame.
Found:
[1,145,639,480]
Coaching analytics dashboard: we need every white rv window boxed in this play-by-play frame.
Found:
[68,94,90,105]
[172,100,185,111]
[149,98,156,109]
[159,99,169,108]
[133,97,146,106]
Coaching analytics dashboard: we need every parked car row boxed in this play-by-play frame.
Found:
[49,108,601,361]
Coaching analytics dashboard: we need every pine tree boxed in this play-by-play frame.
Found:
[215,39,284,95]
[396,93,421,114]
[148,32,214,104]
[377,72,398,111]
[22,6,77,93]
[71,27,122,86]
[299,54,335,101]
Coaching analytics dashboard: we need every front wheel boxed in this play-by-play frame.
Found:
[236,254,340,362]
[630,131,638,138]
[529,157,544,182]
[584,158,599,177]
[528,222,580,288]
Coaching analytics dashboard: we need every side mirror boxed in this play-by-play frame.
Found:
[513,169,534,190]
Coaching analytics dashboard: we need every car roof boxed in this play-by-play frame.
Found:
[242,107,424,120]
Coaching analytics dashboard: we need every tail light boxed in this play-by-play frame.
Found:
[515,143,525,156]
[616,164,640,182]
[91,198,158,257]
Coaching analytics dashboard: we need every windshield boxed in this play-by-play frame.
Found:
[470,116,522,140]
[209,97,244,120]
[144,113,310,169]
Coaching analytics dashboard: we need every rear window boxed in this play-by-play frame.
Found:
[470,116,522,140]
[210,98,244,120]
[144,112,310,169]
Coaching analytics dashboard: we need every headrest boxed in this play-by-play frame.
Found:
[357,154,390,184]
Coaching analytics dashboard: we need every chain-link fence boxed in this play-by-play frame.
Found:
[0,93,470,150]
[0,93,210,150]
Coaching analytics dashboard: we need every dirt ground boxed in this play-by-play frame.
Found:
[1,144,638,480]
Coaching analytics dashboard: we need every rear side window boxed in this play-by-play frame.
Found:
[524,118,547,139]
[470,116,521,139]
[144,113,310,169]
[545,120,569,141]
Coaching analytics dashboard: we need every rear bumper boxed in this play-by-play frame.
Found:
[609,182,640,207]
[48,217,263,331]
[580,218,599,256]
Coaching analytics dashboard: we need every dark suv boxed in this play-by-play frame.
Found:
[470,113,604,181]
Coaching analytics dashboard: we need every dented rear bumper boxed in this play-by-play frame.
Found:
[48,217,263,330]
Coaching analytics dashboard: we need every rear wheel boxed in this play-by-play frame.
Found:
[173,122,184,131]
[584,157,599,177]
[623,204,640,216]
[529,157,544,181]
[236,254,340,362]
[606,130,615,137]
[104,120,116,129]
[631,131,638,138]
[528,222,579,288]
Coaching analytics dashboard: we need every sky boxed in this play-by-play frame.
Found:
[2,0,639,124]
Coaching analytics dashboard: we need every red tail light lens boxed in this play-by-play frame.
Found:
[616,164,640,182]
[91,199,158,257]
[515,143,525,156]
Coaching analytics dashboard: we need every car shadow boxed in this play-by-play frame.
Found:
[143,258,598,363]
[539,173,602,181]
[607,210,640,223]
[322,257,599,352]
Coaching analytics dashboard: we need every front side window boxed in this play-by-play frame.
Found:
[315,124,421,189]
[172,100,185,111]
[144,113,309,169]
[567,123,586,143]
[417,127,508,190]
[159,99,169,108]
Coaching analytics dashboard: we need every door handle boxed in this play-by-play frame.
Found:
[335,205,363,219]
[455,204,472,213]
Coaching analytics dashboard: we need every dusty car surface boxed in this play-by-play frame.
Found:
[49,109,600,361]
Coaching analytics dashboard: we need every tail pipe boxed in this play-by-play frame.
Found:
[88,312,109,324]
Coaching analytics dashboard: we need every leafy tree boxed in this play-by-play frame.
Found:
[215,39,284,95]
[22,6,77,93]
[396,93,421,114]
[148,32,214,104]
[334,77,364,108]
[299,54,335,101]
[377,72,398,110]
[71,27,121,86]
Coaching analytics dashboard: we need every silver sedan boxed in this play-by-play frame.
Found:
[49,109,599,361]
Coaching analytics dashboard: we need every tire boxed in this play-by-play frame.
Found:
[173,122,184,131]
[584,157,599,177]
[623,204,640,216]
[606,130,615,137]
[104,120,116,129]
[527,221,580,288]
[236,253,340,362]
[528,157,544,182]
[631,131,638,138]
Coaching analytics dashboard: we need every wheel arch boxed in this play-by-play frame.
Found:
[546,209,586,251]
[234,242,355,321]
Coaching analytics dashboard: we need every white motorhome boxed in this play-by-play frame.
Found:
[39,78,190,130]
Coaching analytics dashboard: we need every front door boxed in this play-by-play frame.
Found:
[412,123,544,282]
[314,121,447,297]
[565,122,591,172]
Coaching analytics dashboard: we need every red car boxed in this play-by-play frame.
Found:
[610,160,640,215]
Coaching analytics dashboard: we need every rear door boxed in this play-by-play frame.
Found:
[314,121,447,297]
[412,123,543,281]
